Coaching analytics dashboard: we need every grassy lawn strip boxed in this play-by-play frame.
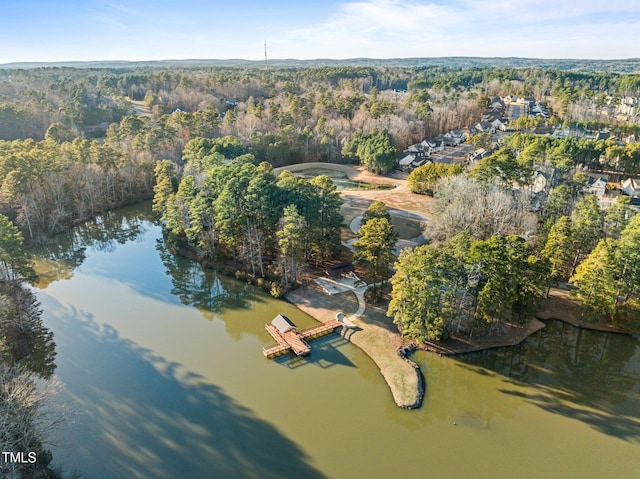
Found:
[286,283,423,409]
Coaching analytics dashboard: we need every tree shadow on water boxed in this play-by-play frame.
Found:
[455,321,640,444]
[46,299,328,479]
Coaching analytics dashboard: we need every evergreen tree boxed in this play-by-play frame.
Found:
[152,160,177,218]
[277,205,306,287]
[570,194,604,274]
[541,215,573,285]
[604,195,634,239]
[570,239,617,321]
[354,217,397,301]
[308,175,343,263]
[408,163,462,195]
[614,214,640,301]
[0,214,35,283]
[469,235,543,327]
[361,200,392,225]
[343,130,396,174]
[388,244,461,341]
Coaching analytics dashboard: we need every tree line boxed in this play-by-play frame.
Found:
[0,137,154,241]
[152,138,344,292]
[388,134,640,341]
[0,214,64,479]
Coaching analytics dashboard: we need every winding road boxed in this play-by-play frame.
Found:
[275,162,431,253]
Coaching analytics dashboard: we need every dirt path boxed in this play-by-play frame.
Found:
[274,162,434,219]
[128,98,153,118]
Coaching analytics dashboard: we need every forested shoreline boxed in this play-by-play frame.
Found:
[0,214,62,479]
[2,63,640,357]
[389,132,640,342]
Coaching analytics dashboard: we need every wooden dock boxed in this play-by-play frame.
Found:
[263,320,342,359]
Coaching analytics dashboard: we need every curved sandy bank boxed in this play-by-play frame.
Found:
[285,282,423,409]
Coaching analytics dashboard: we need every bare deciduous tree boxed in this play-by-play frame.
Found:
[433,174,538,241]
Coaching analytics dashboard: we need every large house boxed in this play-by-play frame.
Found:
[443,130,465,146]
[585,177,608,198]
[622,178,640,198]
[491,118,510,132]
[398,152,418,167]
[529,102,550,118]
[468,148,491,164]
[475,121,496,134]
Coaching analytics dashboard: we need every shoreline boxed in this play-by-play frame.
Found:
[535,288,633,334]
[286,282,635,410]
[419,319,546,356]
[285,283,424,409]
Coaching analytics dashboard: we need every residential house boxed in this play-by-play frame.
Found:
[622,178,640,198]
[482,111,502,122]
[463,125,478,138]
[451,129,465,143]
[489,99,505,113]
[405,142,429,158]
[425,137,445,153]
[517,96,535,105]
[475,121,496,134]
[585,177,608,198]
[491,118,510,132]
[411,158,429,168]
[529,102,549,118]
[531,170,549,194]
[468,148,490,164]
[443,130,465,146]
[398,152,417,167]
[600,189,623,209]
[553,127,570,138]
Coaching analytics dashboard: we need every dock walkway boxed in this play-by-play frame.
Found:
[263,320,342,359]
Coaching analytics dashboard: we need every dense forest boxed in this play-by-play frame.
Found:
[389,130,640,341]
[0,215,61,479]
[3,63,640,475]
[2,63,640,336]
[4,57,640,72]
[1,64,640,242]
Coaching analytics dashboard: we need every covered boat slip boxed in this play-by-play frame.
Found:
[263,314,342,359]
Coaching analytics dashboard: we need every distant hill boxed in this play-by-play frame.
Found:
[2,57,640,73]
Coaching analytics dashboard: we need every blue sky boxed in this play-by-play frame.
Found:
[1,0,639,63]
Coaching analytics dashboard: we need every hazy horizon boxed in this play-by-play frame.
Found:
[2,0,639,64]
[2,55,640,66]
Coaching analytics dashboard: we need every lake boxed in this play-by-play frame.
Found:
[34,204,640,479]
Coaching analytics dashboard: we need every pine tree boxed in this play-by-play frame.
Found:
[614,214,640,301]
[604,195,634,239]
[541,215,573,285]
[361,200,392,225]
[570,194,604,274]
[277,205,306,287]
[0,214,35,283]
[570,239,617,322]
[388,245,461,341]
[354,217,397,301]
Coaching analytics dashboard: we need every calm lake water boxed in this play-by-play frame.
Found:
[34,204,640,479]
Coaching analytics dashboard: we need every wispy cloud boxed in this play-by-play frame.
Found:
[281,0,640,59]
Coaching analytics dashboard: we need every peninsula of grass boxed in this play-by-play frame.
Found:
[286,282,423,409]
